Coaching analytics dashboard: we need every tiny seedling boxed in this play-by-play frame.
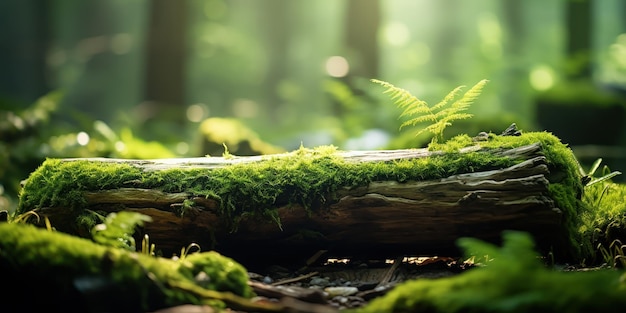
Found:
[579,158,622,188]
[222,143,234,159]
[141,234,156,256]
[597,239,626,268]
[174,242,202,261]
[9,210,54,231]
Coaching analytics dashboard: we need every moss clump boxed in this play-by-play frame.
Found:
[353,231,626,313]
[0,222,253,311]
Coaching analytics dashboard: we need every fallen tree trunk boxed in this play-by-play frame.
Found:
[17,132,586,266]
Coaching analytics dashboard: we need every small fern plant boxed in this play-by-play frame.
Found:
[372,78,489,145]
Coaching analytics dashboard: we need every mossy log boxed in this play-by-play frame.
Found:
[18,132,586,266]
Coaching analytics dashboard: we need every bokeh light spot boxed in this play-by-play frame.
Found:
[176,142,189,155]
[187,103,208,122]
[325,56,350,77]
[383,22,410,47]
[115,141,126,152]
[529,65,556,91]
[76,132,90,146]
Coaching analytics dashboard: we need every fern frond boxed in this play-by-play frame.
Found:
[431,85,465,111]
[424,122,449,137]
[399,105,433,119]
[400,114,438,130]
[451,79,489,111]
[434,107,473,120]
[371,79,429,113]
[439,113,474,125]
[372,78,488,146]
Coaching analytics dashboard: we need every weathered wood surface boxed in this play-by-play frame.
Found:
[31,143,568,266]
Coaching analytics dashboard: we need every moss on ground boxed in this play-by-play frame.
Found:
[0,222,253,311]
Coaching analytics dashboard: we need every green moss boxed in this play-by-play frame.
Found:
[352,231,626,313]
[0,222,252,311]
[18,144,515,220]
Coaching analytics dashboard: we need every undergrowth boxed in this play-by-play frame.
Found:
[578,159,626,267]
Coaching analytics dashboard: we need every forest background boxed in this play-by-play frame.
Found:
[1,0,625,212]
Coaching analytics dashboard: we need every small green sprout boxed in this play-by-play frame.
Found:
[141,234,156,256]
[579,158,622,188]
[174,242,202,261]
[222,143,234,159]
[597,239,626,268]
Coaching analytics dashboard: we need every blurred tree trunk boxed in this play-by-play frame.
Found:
[144,0,188,125]
[565,0,592,79]
[431,0,460,82]
[0,1,50,106]
[501,1,531,118]
[344,0,380,83]
[334,0,380,116]
[259,0,290,123]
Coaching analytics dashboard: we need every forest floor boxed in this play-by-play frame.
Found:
[248,256,470,312]
[153,255,480,313]
[151,253,600,313]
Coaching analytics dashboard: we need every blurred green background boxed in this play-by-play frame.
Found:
[1,0,625,211]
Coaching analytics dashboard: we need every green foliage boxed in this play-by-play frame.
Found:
[577,158,626,267]
[91,211,153,251]
[355,231,626,313]
[371,78,489,145]
[0,91,178,214]
[579,158,622,188]
[0,91,63,212]
[597,239,626,268]
[580,175,626,266]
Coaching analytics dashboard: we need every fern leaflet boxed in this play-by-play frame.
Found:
[372,78,489,144]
